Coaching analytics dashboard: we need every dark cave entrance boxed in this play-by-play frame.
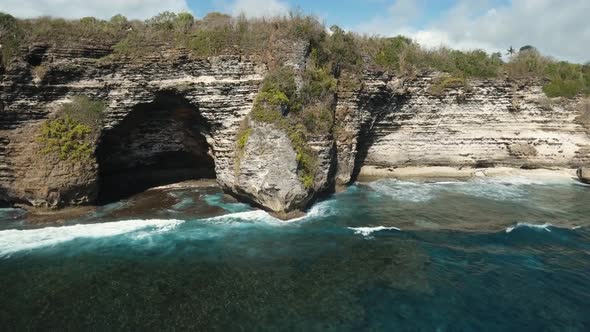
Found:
[96,92,216,203]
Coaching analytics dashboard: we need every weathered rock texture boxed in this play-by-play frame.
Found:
[1,44,265,208]
[232,122,308,214]
[334,72,590,183]
[1,43,590,215]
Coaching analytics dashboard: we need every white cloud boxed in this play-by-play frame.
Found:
[226,0,290,18]
[0,0,192,20]
[356,0,590,63]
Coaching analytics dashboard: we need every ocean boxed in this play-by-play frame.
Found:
[1,177,589,331]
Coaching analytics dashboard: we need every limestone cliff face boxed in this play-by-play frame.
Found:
[1,43,589,215]
[1,44,265,208]
[334,72,590,183]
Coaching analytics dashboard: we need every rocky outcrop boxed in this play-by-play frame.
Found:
[231,122,308,215]
[2,43,590,216]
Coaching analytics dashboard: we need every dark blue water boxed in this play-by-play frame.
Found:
[1,177,589,331]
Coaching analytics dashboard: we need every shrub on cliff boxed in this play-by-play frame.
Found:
[0,12,24,67]
[37,96,105,161]
[38,116,93,161]
[414,47,502,77]
[543,61,589,98]
[505,48,552,78]
[300,68,337,105]
[58,96,105,129]
[374,35,413,71]
[109,14,128,26]
[368,37,502,78]
[251,66,298,122]
[301,103,333,135]
[325,25,363,73]
[261,66,298,102]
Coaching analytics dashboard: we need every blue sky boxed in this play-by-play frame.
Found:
[190,0,467,30]
[1,0,588,62]
[191,0,394,28]
[188,0,513,31]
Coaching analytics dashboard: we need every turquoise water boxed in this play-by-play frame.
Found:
[1,178,589,331]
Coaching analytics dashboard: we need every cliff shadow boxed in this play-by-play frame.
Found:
[349,93,409,183]
[96,92,215,204]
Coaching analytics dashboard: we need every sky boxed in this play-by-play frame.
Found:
[1,0,589,63]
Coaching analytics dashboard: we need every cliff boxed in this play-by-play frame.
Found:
[334,73,590,183]
[1,42,589,215]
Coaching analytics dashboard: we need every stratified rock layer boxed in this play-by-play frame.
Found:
[1,46,265,208]
[2,44,590,215]
[334,72,590,183]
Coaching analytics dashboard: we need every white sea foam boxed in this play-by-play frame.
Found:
[505,222,553,233]
[457,181,525,201]
[203,199,337,225]
[367,180,435,202]
[348,226,401,237]
[0,219,184,257]
[366,177,559,202]
[289,199,338,222]
[203,210,279,224]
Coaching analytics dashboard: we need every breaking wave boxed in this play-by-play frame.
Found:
[348,226,401,237]
[203,210,280,224]
[505,223,553,233]
[0,219,185,257]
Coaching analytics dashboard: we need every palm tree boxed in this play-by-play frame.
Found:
[507,46,515,56]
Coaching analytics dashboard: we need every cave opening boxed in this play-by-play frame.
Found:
[96,92,216,203]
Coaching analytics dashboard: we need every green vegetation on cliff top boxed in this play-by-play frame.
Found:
[1,10,589,97]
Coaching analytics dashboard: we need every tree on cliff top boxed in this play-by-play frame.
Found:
[520,45,536,52]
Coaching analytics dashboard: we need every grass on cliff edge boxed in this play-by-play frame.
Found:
[1,11,589,97]
[37,96,105,161]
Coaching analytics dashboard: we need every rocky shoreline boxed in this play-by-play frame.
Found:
[12,167,587,224]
